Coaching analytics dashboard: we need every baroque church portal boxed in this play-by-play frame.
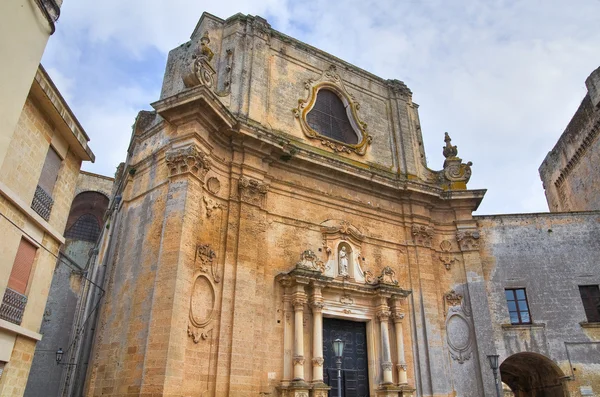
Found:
[79,11,600,397]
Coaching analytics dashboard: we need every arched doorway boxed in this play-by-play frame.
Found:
[500,352,567,397]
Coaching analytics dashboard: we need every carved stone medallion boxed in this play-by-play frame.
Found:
[206,176,221,194]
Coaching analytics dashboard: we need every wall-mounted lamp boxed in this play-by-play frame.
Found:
[487,354,501,397]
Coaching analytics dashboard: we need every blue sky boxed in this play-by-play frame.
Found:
[42,0,600,215]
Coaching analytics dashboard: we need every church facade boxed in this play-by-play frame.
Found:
[80,12,600,397]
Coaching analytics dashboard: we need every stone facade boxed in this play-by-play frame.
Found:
[0,66,93,396]
[539,67,600,212]
[83,12,488,397]
[78,12,600,397]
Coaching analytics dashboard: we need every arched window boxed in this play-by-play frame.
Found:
[306,89,359,144]
[65,214,101,242]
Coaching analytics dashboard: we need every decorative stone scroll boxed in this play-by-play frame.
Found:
[238,176,269,207]
[188,244,220,343]
[444,289,473,364]
[196,244,220,282]
[203,196,223,218]
[165,144,211,180]
[321,220,365,243]
[295,249,325,273]
[438,132,473,190]
[444,290,463,310]
[293,65,372,155]
[456,230,480,251]
[364,266,399,286]
[386,79,412,98]
[183,31,216,88]
[412,225,434,247]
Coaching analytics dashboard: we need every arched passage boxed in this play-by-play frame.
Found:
[500,352,567,397]
[64,191,109,242]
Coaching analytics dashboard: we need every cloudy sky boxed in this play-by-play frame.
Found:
[42,0,600,215]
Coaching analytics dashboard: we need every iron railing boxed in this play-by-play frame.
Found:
[31,185,54,221]
[0,288,28,325]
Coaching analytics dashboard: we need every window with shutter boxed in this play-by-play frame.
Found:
[38,146,62,195]
[579,285,600,323]
[307,89,359,145]
[0,238,35,325]
[31,146,62,220]
[8,238,37,294]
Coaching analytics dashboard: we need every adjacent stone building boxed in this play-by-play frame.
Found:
[24,171,113,397]
[539,67,600,212]
[0,65,94,396]
[69,12,599,397]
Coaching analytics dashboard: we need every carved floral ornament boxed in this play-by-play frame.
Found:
[238,176,269,207]
[412,225,434,247]
[165,144,211,180]
[456,229,480,251]
[293,65,372,155]
[295,249,325,273]
[439,239,458,271]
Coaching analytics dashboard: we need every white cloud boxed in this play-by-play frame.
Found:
[42,0,600,214]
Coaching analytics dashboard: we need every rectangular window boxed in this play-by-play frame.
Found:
[0,238,35,325]
[38,146,62,195]
[31,146,62,220]
[505,288,531,325]
[579,285,600,323]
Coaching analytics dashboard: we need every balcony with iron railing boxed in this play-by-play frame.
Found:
[0,287,28,325]
[31,185,54,221]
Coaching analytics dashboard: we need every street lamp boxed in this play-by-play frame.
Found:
[332,338,345,397]
[487,354,501,397]
[56,347,64,365]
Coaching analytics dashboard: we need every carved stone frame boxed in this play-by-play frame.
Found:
[293,66,372,155]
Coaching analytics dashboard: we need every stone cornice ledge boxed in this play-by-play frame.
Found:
[0,319,42,341]
[580,322,600,328]
[0,181,65,244]
[501,323,545,330]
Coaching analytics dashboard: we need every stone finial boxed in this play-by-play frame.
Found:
[439,132,473,190]
[182,31,216,88]
[200,31,214,62]
[443,132,458,159]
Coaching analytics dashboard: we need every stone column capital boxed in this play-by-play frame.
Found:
[392,312,405,322]
[312,357,324,367]
[310,301,324,312]
[377,310,391,322]
[292,298,306,311]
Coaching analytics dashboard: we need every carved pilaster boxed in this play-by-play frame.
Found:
[238,176,269,208]
[165,144,211,181]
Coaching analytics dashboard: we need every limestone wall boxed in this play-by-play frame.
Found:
[478,212,600,396]
[539,67,600,212]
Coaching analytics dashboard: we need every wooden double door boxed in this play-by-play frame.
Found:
[323,318,369,397]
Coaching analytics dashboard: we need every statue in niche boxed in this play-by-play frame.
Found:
[338,246,349,276]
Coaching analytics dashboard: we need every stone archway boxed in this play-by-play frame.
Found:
[500,352,567,397]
